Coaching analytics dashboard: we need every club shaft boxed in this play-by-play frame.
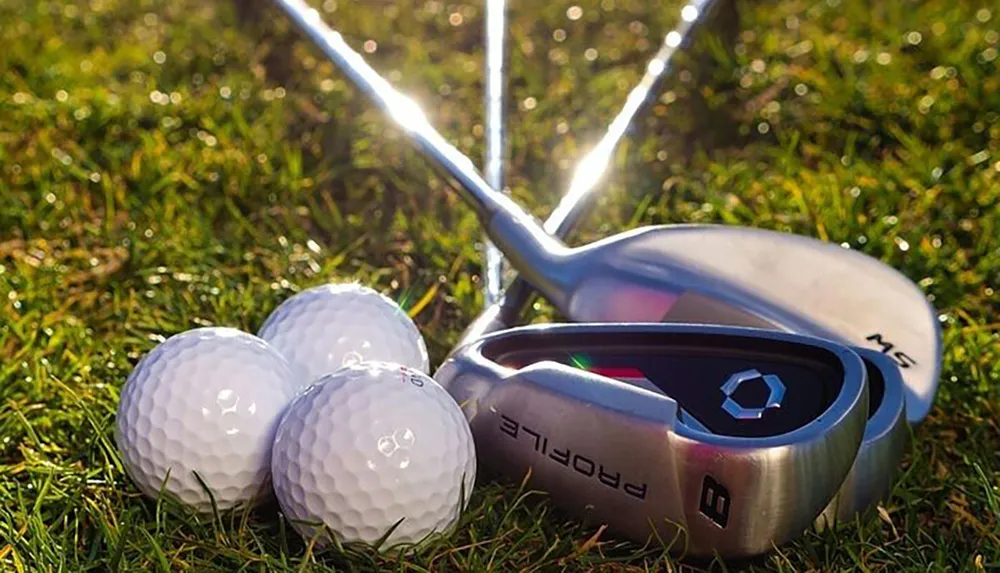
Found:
[271,0,573,301]
[483,0,509,306]
[270,0,512,221]
[458,0,724,345]
[547,0,720,237]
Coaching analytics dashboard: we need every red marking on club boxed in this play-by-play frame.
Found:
[588,367,645,379]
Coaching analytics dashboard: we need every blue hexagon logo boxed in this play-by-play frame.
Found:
[720,369,785,420]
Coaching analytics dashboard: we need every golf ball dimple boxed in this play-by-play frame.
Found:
[258,283,430,386]
[115,327,300,513]
[271,361,476,549]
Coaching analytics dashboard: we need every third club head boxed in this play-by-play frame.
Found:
[815,348,909,529]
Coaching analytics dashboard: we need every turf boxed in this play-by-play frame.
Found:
[1,0,998,570]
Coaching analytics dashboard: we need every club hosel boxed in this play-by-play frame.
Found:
[450,304,507,355]
[485,202,575,309]
[450,280,540,356]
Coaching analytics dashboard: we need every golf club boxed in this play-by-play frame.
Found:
[482,0,508,307]
[434,322,870,557]
[460,0,727,346]
[467,0,911,531]
[269,0,941,424]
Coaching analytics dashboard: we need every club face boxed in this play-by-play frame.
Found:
[435,323,869,557]
[551,223,940,424]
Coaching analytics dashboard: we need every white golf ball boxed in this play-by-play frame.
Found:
[271,361,476,549]
[115,327,300,513]
[258,283,430,386]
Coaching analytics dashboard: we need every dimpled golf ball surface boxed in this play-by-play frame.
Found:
[258,283,429,386]
[271,362,476,548]
[116,327,299,513]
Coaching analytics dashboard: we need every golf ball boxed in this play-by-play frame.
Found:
[115,327,300,513]
[271,362,476,549]
[258,283,429,386]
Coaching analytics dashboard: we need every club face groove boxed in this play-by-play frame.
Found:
[434,323,870,557]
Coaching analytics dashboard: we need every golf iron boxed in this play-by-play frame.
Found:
[434,322,881,557]
[269,0,942,429]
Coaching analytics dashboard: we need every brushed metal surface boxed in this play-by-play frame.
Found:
[435,323,869,558]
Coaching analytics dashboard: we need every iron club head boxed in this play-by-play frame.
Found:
[434,323,870,558]
[476,220,941,425]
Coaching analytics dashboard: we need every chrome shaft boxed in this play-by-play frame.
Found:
[271,0,514,222]
[483,0,509,306]
[271,0,569,297]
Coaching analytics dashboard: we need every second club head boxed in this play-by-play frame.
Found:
[485,221,940,426]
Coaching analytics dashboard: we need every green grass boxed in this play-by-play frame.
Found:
[1,0,998,570]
